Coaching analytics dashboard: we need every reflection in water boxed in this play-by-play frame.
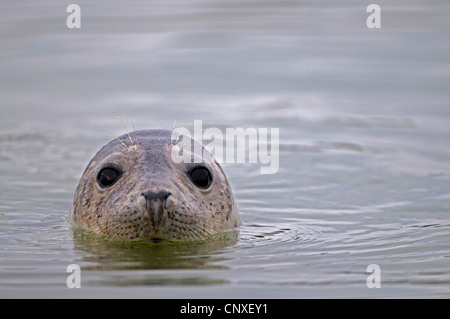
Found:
[72,229,237,270]
[71,229,238,286]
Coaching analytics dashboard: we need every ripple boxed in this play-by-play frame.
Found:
[237,221,331,251]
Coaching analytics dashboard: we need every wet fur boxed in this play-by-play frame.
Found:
[69,129,240,241]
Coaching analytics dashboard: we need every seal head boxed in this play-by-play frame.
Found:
[69,129,240,241]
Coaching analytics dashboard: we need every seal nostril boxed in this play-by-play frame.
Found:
[141,190,171,202]
[141,190,172,225]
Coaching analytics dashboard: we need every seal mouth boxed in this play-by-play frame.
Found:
[146,238,165,243]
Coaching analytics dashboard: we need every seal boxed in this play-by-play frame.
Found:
[69,129,241,241]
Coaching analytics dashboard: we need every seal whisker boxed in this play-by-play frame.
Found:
[171,216,206,241]
[85,214,121,238]
[115,112,135,147]
[195,210,230,217]
[179,218,219,240]
[191,221,217,239]
[173,114,193,146]
[199,221,226,238]
[98,218,121,239]
[71,217,87,231]
[85,220,111,237]
[182,227,201,242]
[198,225,217,238]
[132,122,139,148]
[72,214,107,234]
[102,131,128,151]
[172,120,177,132]
[106,225,125,241]
[173,210,232,240]
[102,223,127,241]
[178,133,195,153]
[181,226,208,241]
[193,214,239,240]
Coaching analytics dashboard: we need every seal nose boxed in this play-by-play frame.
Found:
[140,190,172,227]
[141,190,171,203]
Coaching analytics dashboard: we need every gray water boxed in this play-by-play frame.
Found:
[1,0,450,298]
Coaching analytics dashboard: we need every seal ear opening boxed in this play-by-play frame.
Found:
[97,164,123,189]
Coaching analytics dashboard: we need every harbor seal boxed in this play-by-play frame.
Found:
[69,129,241,241]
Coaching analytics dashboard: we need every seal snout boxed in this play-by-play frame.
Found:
[141,190,171,203]
[140,190,172,227]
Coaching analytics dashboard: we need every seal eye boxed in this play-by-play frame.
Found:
[97,167,122,188]
[188,166,212,190]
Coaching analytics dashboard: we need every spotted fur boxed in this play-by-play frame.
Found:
[69,129,240,241]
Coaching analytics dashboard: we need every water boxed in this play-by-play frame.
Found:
[1,0,450,298]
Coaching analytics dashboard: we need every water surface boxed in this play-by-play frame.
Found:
[1,0,450,298]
